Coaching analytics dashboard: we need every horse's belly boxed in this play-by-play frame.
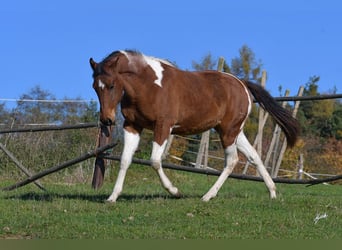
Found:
[171,118,220,135]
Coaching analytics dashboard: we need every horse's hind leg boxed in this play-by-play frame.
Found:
[202,144,239,202]
[236,131,276,199]
[151,140,181,197]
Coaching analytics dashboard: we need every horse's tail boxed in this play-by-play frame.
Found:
[244,81,300,147]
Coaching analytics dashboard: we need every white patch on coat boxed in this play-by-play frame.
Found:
[98,79,105,90]
[120,50,175,87]
[119,50,130,59]
[143,55,164,87]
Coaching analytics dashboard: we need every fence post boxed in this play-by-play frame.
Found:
[272,86,304,178]
[256,71,267,157]
[195,131,210,168]
[297,153,304,180]
[266,90,290,174]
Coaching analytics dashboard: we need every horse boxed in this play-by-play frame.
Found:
[89,50,300,202]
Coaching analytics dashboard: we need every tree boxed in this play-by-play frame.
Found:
[300,76,320,120]
[81,100,98,123]
[13,85,98,125]
[0,103,11,127]
[331,104,342,139]
[192,53,217,70]
[224,45,263,82]
[191,45,262,81]
[297,76,342,140]
[15,85,59,124]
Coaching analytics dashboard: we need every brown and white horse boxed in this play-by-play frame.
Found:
[90,50,299,202]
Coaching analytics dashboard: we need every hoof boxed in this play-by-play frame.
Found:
[106,199,116,204]
[172,191,182,199]
[106,196,118,203]
[270,190,277,199]
[168,187,182,198]
[201,194,213,202]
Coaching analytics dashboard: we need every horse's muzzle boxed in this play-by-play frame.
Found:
[101,118,115,126]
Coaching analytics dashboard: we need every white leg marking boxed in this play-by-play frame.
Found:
[151,140,180,196]
[107,129,140,202]
[143,55,164,87]
[98,79,105,90]
[202,144,238,202]
[236,131,276,199]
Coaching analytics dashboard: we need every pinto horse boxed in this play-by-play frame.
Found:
[90,50,300,202]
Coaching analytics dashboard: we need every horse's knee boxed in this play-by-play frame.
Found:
[151,160,161,171]
[224,144,238,167]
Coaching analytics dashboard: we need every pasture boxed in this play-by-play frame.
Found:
[1,165,341,239]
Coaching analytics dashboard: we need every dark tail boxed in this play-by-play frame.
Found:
[245,81,300,147]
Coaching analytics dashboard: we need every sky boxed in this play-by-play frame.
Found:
[1,0,341,109]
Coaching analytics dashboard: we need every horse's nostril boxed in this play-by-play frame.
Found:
[101,118,113,126]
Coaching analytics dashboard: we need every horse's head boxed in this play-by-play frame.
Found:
[89,53,125,126]
[90,50,171,125]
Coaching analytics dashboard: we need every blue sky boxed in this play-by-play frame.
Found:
[1,0,341,108]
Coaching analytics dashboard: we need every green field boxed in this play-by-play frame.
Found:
[1,165,341,239]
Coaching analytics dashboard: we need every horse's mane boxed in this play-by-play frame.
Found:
[102,50,176,68]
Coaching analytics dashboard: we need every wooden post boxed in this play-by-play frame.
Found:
[195,131,210,168]
[267,90,290,175]
[256,71,267,158]
[272,86,304,178]
[297,153,304,180]
[217,57,225,72]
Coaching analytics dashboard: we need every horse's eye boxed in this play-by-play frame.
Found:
[109,85,114,90]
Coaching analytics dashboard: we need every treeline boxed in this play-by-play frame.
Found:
[0,85,98,126]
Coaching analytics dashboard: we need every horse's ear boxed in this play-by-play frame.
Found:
[89,58,97,71]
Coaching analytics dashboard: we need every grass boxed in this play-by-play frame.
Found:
[1,165,341,239]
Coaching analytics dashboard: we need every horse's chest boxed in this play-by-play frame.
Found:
[121,104,156,128]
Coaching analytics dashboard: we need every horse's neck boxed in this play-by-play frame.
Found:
[122,79,146,100]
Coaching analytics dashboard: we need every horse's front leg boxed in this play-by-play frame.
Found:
[151,124,181,197]
[107,127,140,203]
